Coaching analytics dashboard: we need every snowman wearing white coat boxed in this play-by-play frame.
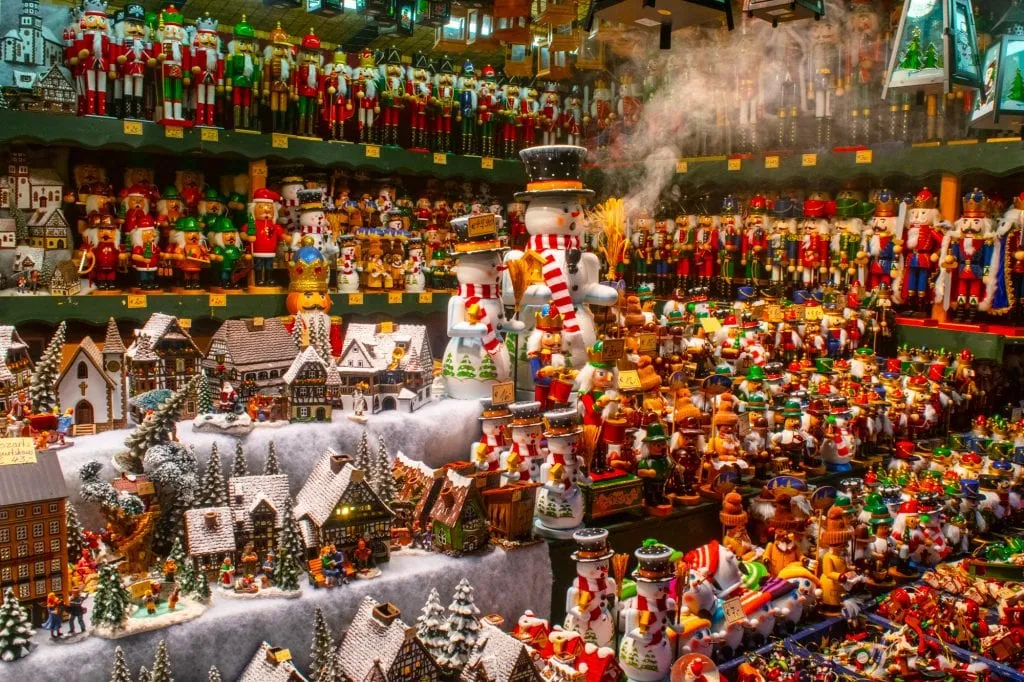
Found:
[503,146,619,368]
[564,528,619,649]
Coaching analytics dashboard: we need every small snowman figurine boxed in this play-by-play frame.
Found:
[404,237,427,293]
[503,400,546,482]
[443,213,513,400]
[534,408,587,539]
[337,234,361,293]
[503,146,619,367]
[564,528,618,648]
[618,543,677,682]
[293,188,340,265]
[278,175,305,231]
[473,400,511,472]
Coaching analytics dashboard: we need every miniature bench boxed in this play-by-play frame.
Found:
[307,559,326,587]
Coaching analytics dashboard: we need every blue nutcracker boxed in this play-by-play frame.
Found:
[457,61,478,155]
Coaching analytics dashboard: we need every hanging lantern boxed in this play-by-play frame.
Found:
[971,2,1024,130]
[494,0,532,44]
[504,41,534,78]
[883,0,981,96]
[416,0,450,27]
[364,0,397,23]
[397,0,415,33]
[575,31,606,70]
[435,4,470,51]
[471,7,499,48]
[307,0,343,16]
[742,0,823,27]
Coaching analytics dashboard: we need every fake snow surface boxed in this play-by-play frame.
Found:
[6,544,551,682]
[91,597,207,640]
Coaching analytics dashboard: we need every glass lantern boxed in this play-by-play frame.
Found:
[971,3,1024,129]
[575,31,606,70]
[505,42,535,78]
[397,1,415,34]
[416,0,451,27]
[742,0,823,27]
[364,0,397,23]
[307,0,343,16]
[883,0,981,95]
[434,5,468,51]
[494,0,532,44]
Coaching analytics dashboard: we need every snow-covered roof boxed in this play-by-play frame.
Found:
[57,336,113,388]
[227,474,291,537]
[25,205,63,227]
[207,318,297,371]
[284,346,327,385]
[335,596,411,682]
[396,451,433,478]
[238,642,308,682]
[461,622,538,682]
[104,318,126,355]
[0,325,29,382]
[429,469,476,529]
[294,450,357,529]
[126,312,201,360]
[184,507,236,557]
[128,389,172,411]
[27,168,61,187]
[339,322,433,374]
[298,518,318,550]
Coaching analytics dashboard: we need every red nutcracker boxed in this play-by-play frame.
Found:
[407,53,432,151]
[560,88,583,147]
[742,194,770,286]
[294,29,323,137]
[79,215,123,290]
[71,0,116,117]
[322,48,352,141]
[798,199,831,288]
[351,49,379,144]
[674,214,695,290]
[154,6,191,126]
[432,57,457,153]
[902,188,943,314]
[114,4,155,121]
[190,14,223,127]
[1006,194,1024,322]
[63,6,84,115]
[538,83,560,146]
[694,210,719,289]
[477,65,501,158]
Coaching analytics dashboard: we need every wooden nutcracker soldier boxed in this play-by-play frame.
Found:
[224,15,261,131]
[294,30,323,137]
[743,194,770,288]
[114,4,154,121]
[832,192,871,288]
[616,73,642,139]
[1004,193,1024,322]
[190,14,223,128]
[694,201,719,292]
[477,65,501,158]
[500,80,526,158]
[71,0,116,117]
[674,213,696,291]
[842,0,885,145]
[588,78,614,150]
[806,19,842,150]
[154,6,191,126]
[867,190,900,293]
[937,189,994,322]
[262,23,294,134]
[538,83,561,146]
[457,61,478,154]
[561,86,583,147]
[902,188,943,315]
[64,6,84,115]
[630,210,653,290]
[718,196,743,297]
[798,197,830,289]
[322,48,352,141]
[432,57,457,153]
[407,53,432,151]
[352,49,379,143]
[652,219,674,297]
[378,47,406,147]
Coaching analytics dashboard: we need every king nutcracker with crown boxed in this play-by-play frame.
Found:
[937,189,996,322]
[901,187,944,315]
[155,6,191,126]
[263,23,295,134]
[293,30,323,137]
[225,15,261,131]
[190,14,223,128]
[71,0,116,117]
[564,527,618,648]
[868,189,901,293]
[352,49,379,143]
[285,236,343,356]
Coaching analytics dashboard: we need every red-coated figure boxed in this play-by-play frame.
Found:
[81,216,122,289]
[243,188,287,287]
[694,213,719,287]
[71,0,116,117]
[114,4,155,121]
[293,30,323,137]
[407,53,432,150]
[432,59,458,153]
[322,48,352,141]
[190,14,224,127]
[902,188,943,313]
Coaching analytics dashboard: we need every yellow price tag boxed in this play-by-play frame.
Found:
[388,291,404,304]
[637,332,657,353]
[272,133,289,149]
[805,305,823,320]
[209,293,227,307]
[418,292,433,304]
[200,127,219,142]
[699,317,722,333]
[378,320,394,334]
[253,316,265,325]
[802,153,818,167]
[727,158,741,171]
[855,149,873,164]
[433,152,447,165]
[765,155,780,169]
[618,370,643,392]
[179,318,192,329]
[348,292,364,305]
[481,157,494,170]
[365,144,381,158]
[126,294,147,309]
[164,125,184,139]
[491,381,515,405]
[123,120,143,136]
[676,160,689,174]
[0,438,36,466]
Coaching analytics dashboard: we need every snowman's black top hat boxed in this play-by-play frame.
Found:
[516,145,595,202]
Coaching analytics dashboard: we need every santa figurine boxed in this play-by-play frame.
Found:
[129,215,161,291]
[243,188,286,288]
[71,0,115,117]
[618,543,676,682]
[154,6,191,126]
[473,400,511,472]
[403,237,426,293]
[504,401,546,482]
[936,188,995,322]
[902,188,944,315]
[189,14,223,127]
[563,528,618,649]
[114,4,154,121]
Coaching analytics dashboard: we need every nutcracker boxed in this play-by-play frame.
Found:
[64,6,84,115]
[538,83,560,146]
[476,65,501,158]
[129,214,161,291]
[718,196,743,298]
[499,80,526,158]
[694,202,719,291]
[653,219,675,297]
[407,52,432,151]
[290,30,322,138]
[616,73,642,139]
[262,23,294,134]
[798,197,830,289]
[937,189,994,322]
[735,41,762,153]
[378,47,406,147]
[742,194,770,288]
[322,48,352,141]
[224,15,261,131]
[351,49,379,144]
[832,191,870,288]
[806,19,842,150]
[561,87,583,147]
[432,57,457,153]
[901,188,943,315]
[71,0,116,117]
[588,78,614,150]
[114,3,154,121]
[674,213,696,291]
[630,210,654,290]
[153,7,191,126]
[1004,194,1024,322]
[186,14,223,128]
[867,189,901,293]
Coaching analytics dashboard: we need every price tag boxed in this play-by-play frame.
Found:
[200,127,219,142]
[804,305,823,321]
[365,144,381,158]
[0,438,36,466]
[601,338,625,361]
[481,157,494,170]
[765,304,783,323]
[179,318,192,329]
[164,125,184,139]
[378,320,394,334]
[618,370,643,392]
[253,316,265,326]
[418,292,433,304]
[765,155,780,169]
[699,317,722,333]
[271,133,289,148]
[790,304,805,320]
[126,294,147,309]
[637,332,657,354]
[123,120,143,136]
[722,597,746,626]
[209,293,227,307]
[802,153,818,167]
[388,291,403,304]
[348,292,364,305]
[491,381,515,406]
[855,149,873,164]
[433,152,447,165]
[676,160,689,174]
[727,158,742,171]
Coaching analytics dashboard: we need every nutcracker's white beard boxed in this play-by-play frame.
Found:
[307,65,317,89]
[171,41,181,62]
[131,39,143,59]
[242,54,253,78]
[279,57,289,81]
[92,32,103,60]
[205,48,217,71]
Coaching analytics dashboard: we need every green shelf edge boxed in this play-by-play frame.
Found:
[895,323,1006,361]
[0,292,451,326]
[0,110,526,184]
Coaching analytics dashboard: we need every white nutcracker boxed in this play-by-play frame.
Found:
[189,14,223,128]
[534,408,587,539]
[564,528,618,649]
[618,544,677,682]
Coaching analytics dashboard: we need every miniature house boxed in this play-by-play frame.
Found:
[283,346,333,423]
[125,313,203,406]
[483,482,540,546]
[184,507,237,574]
[5,153,61,212]
[411,460,477,532]
[429,469,489,554]
[335,596,442,682]
[336,321,433,414]
[460,621,543,682]
[227,473,291,557]
[203,318,298,401]
[0,324,32,417]
[48,259,80,295]
[55,318,126,434]
[32,64,75,113]
[239,642,309,682]
[293,450,395,563]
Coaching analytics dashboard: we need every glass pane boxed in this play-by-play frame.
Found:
[889,0,945,90]
[443,16,464,40]
[481,15,492,36]
[950,0,980,84]
[998,39,1024,113]
[469,13,479,39]
[511,44,527,62]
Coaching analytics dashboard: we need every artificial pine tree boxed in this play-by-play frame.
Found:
[291,318,305,349]
[899,27,924,70]
[195,373,213,414]
[123,374,202,473]
[151,640,173,682]
[274,496,305,587]
[374,434,397,504]
[310,315,332,362]
[138,667,151,682]
[0,587,33,661]
[200,443,227,507]
[264,441,281,475]
[442,353,455,377]
[66,501,86,561]
[30,320,66,414]
[438,578,481,671]
[311,607,336,682]
[355,430,372,473]
[1009,67,1024,102]
[110,646,132,682]
[232,440,248,477]
[416,588,448,661]
[923,42,941,69]
[145,441,201,557]
[92,564,132,629]
[208,666,222,682]
[193,567,212,602]
[177,554,201,596]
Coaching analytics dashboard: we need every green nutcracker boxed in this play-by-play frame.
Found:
[637,422,672,515]
[833,192,872,288]
[209,215,250,289]
[718,195,743,297]
[742,194,770,286]
[224,15,261,131]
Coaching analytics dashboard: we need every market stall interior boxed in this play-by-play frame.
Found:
[2,0,1024,680]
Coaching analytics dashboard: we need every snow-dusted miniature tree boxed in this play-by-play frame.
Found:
[232,440,248,477]
[274,496,305,588]
[311,607,336,682]
[110,646,132,682]
[0,587,33,661]
[80,460,145,519]
[208,666,222,682]
[193,566,212,602]
[195,372,213,415]
[30,320,65,414]
[265,441,281,475]
[438,578,481,671]
[151,641,172,682]
[373,434,397,504]
[355,430,372,473]
[416,588,448,661]
[123,374,202,473]
[138,666,151,682]
[92,564,131,629]
[199,443,226,507]
[291,318,305,349]
[145,441,200,557]
[66,501,86,561]
[310,315,332,362]
[177,553,202,597]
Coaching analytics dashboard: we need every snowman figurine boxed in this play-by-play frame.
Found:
[278,175,305,231]
[503,400,546,482]
[564,528,618,649]
[502,146,618,368]
[404,236,427,293]
[293,188,339,259]
[534,408,587,539]
[618,543,677,682]
[337,234,361,293]
[443,213,513,400]
[473,400,511,472]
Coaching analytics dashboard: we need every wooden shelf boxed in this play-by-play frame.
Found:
[895,316,1024,360]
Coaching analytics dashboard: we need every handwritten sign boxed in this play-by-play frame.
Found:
[348,292,364,305]
[200,127,219,142]
[637,332,657,354]
[601,338,625,361]
[855,149,873,164]
[699,317,722,333]
[727,158,741,172]
[178,318,192,329]
[722,597,746,626]
[123,120,143,136]
[418,292,433,304]
[209,293,227,307]
[164,125,184,139]
[765,155,780,169]
[272,133,289,149]
[467,213,497,239]
[676,160,688,174]
[805,305,823,321]
[802,153,818,167]
[388,291,403,304]
[0,438,35,466]
[618,370,643,392]
[765,304,783,323]
[126,294,147,309]
[491,381,515,406]
[433,152,447,165]
[365,144,381,158]
[481,157,494,170]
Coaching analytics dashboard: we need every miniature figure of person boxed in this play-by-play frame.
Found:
[168,585,180,611]
[262,550,276,577]
[241,543,259,576]
[354,537,375,572]
[66,589,86,634]
[144,592,157,615]
[41,593,63,638]
[762,528,801,576]
[219,554,235,586]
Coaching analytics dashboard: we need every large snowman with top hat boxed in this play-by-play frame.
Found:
[534,407,587,539]
[503,146,619,369]
[618,543,677,682]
